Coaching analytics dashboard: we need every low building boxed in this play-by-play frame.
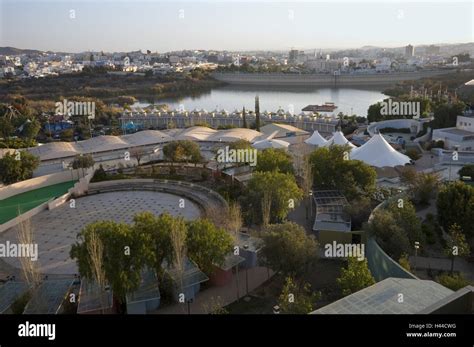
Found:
[312,277,455,314]
[432,110,474,150]
[77,280,115,314]
[126,269,161,314]
[312,190,359,246]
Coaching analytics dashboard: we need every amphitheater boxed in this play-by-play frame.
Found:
[0,179,227,276]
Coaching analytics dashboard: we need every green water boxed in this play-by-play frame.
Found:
[0,181,76,224]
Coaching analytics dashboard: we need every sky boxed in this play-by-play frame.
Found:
[0,0,473,53]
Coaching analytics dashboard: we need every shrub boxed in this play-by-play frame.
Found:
[437,273,470,291]
[405,148,421,161]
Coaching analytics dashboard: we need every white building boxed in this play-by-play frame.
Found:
[432,110,474,151]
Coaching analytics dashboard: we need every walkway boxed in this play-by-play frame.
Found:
[409,255,474,282]
[154,266,274,314]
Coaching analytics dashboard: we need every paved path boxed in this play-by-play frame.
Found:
[409,255,474,282]
[154,266,274,314]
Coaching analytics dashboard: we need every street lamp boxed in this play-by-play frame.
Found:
[414,241,420,273]
[309,191,313,219]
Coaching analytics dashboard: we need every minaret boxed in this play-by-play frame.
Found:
[255,95,261,131]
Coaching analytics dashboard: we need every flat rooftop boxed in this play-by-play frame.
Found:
[312,278,453,314]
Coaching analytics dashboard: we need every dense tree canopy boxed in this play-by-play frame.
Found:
[278,277,320,314]
[243,171,302,224]
[261,222,318,277]
[437,181,474,237]
[163,140,202,164]
[70,220,150,302]
[337,257,375,296]
[309,145,376,200]
[186,219,234,275]
[364,209,410,260]
[0,151,39,185]
[255,148,294,174]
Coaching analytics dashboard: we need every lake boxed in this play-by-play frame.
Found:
[135,85,386,118]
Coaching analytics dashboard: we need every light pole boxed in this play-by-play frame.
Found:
[309,191,313,220]
[414,241,420,273]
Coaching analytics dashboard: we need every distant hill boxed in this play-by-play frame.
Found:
[0,47,46,55]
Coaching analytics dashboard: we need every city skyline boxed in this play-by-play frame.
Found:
[1,0,472,53]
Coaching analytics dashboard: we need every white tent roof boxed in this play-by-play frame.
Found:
[324,131,356,148]
[252,138,290,150]
[350,134,412,168]
[305,131,328,146]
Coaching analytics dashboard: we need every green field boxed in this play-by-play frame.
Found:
[0,181,76,224]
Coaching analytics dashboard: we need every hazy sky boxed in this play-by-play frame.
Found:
[1,0,472,53]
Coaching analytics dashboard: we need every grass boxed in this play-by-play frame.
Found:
[0,181,76,224]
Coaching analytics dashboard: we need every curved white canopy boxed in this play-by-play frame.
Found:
[350,134,411,168]
[305,130,328,146]
[252,138,290,150]
[324,131,356,148]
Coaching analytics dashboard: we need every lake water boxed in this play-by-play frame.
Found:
[137,85,386,118]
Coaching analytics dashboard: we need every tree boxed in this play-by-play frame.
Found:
[444,223,470,274]
[437,181,474,237]
[72,153,95,177]
[344,195,372,230]
[0,151,39,185]
[131,212,174,277]
[278,277,320,314]
[17,217,41,288]
[255,148,294,174]
[243,171,302,224]
[225,202,243,239]
[186,219,234,275]
[228,139,252,151]
[387,199,423,247]
[22,119,41,139]
[337,257,375,296]
[163,140,202,164]
[130,147,145,166]
[436,273,471,291]
[0,117,14,139]
[309,145,376,200]
[367,102,384,123]
[261,222,318,277]
[60,128,74,142]
[242,106,247,128]
[401,168,440,205]
[70,221,149,303]
[430,102,465,129]
[169,215,188,294]
[364,209,410,260]
[255,95,261,131]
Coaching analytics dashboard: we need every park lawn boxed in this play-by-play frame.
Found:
[0,181,76,224]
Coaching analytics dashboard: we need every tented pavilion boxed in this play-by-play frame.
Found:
[324,131,356,148]
[305,130,328,146]
[251,138,290,150]
[350,134,412,168]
